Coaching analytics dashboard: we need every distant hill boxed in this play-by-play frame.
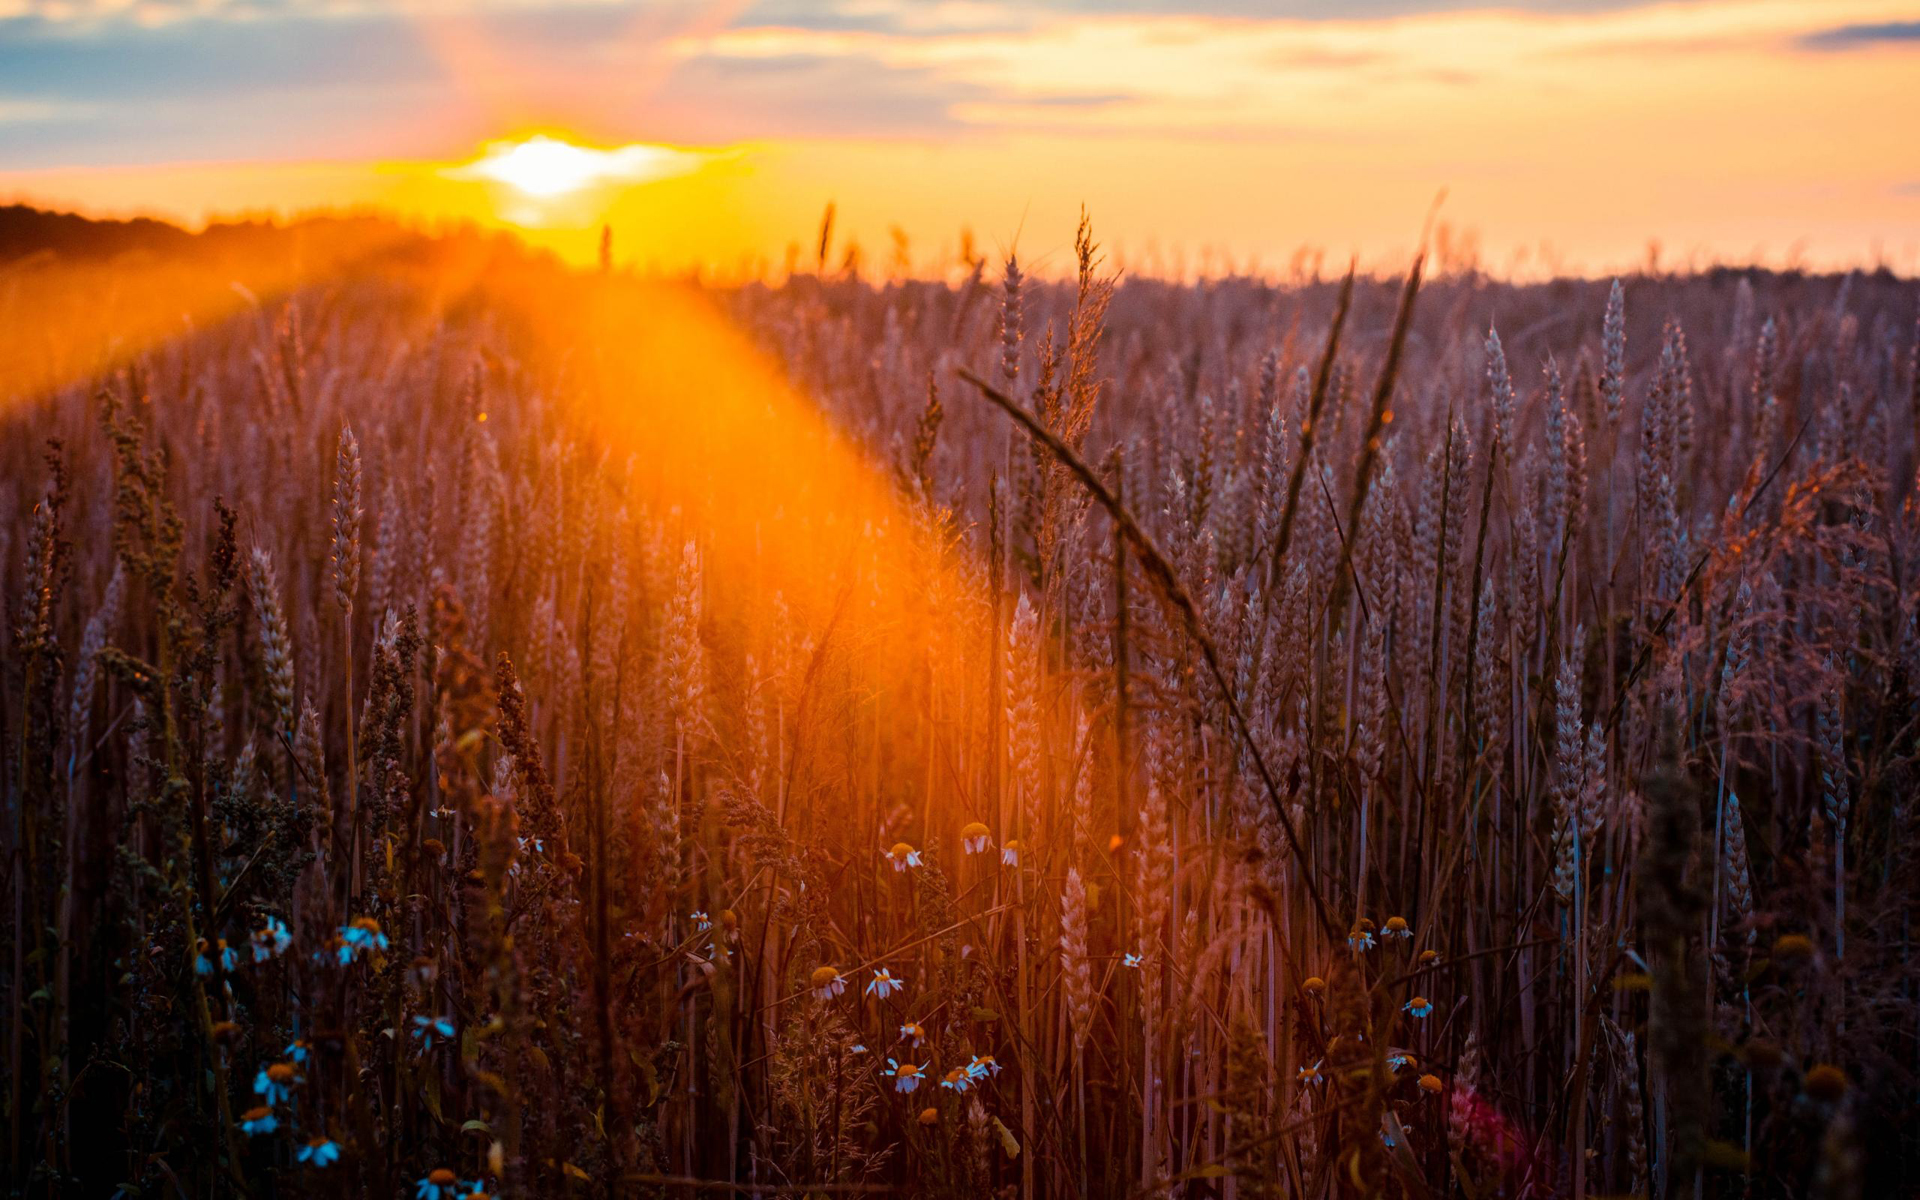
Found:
[0,203,567,277]
[0,204,205,264]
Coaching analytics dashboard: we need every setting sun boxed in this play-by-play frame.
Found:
[448,134,711,200]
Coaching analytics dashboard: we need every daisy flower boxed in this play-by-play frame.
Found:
[886,842,923,871]
[1000,839,1022,867]
[961,822,992,854]
[238,1106,278,1136]
[298,1137,342,1166]
[1418,949,1441,966]
[255,1061,302,1103]
[252,916,292,962]
[917,1106,939,1126]
[1301,976,1327,995]
[1297,1060,1324,1085]
[1383,916,1412,941]
[900,1021,926,1047]
[940,1066,973,1092]
[810,965,846,1001]
[850,1043,868,1055]
[866,968,904,999]
[967,1055,1001,1080]
[412,1016,456,1049]
[1404,996,1432,1019]
[1387,1054,1411,1072]
[284,1039,310,1065]
[1122,952,1143,969]
[1419,1073,1444,1094]
[886,1058,925,1094]
[691,911,711,932]
[1348,923,1376,953]
[417,1169,460,1200]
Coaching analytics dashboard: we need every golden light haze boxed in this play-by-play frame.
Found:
[2,0,1916,276]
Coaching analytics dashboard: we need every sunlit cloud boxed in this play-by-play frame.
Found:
[1797,19,1920,49]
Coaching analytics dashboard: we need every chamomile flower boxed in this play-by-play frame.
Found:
[961,822,992,854]
[1404,996,1432,1019]
[1001,839,1022,867]
[900,1021,926,1048]
[967,1055,1001,1080]
[417,1169,460,1200]
[255,1061,302,1103]
[1383,916,1411,941]
[284,1039,310,1065]
[239,1106,278,1136]
[1387,1054,1411,1073]
[690,911,711,932]
[940,1066,973,1092]
[810,965,847,1001]
[1417,949,1441,966]
[412,1016,456,1049]
[298,1137,342,1166]
[887,1058,925,1093]
[1297,1060,1324,1085]
[850,1043,868,1055]
[886,842,923,871]
[1348,923,1376,953]
[866,968,904,999]
[196,939,238,976]
[252,916,292,962]
[1301,976,1327,995]
[1122,952,1143,969]
[918,1106,939,1126]
[337,917,389,964]
[1419,1073,1444,1094]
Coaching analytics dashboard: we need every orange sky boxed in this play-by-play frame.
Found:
[1,0,1916,277]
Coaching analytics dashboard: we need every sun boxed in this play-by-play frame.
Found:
[449,134,712,200]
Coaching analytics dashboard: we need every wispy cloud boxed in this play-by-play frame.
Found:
[0,97,90,123]
[1797,20,1920,49]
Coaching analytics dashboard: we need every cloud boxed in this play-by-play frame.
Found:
[0,9,466,166]
[1797,21,1920,50]
[0,0,647,27]
[3,0,1912,173]
[652,50,987,139]
[0,97,91,123]
[0,0,1751,32]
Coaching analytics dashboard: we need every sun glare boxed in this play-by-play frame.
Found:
[449,135,709,200]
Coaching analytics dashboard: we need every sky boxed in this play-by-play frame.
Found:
[1,0,1917,276]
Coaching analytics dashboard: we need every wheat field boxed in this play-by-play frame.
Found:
[1,216,1916,1199]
